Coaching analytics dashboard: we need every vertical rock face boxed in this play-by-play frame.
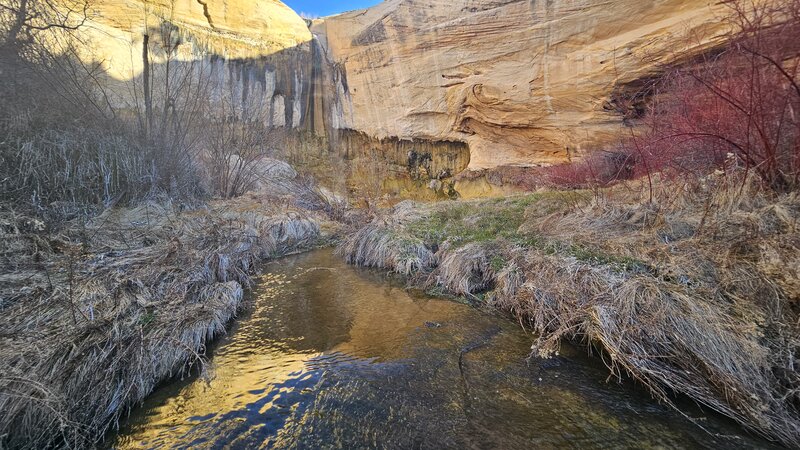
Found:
[72,0,315,132]
[67,0,733,176]
[335,130,470,179]
[312,0,730,169]
[83,0,312,78]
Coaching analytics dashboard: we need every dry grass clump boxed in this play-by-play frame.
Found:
[511,178,800,445]
[0,195,323,449]
[338,176,800,446]
[338,201,437,275]
[434,242,496,296]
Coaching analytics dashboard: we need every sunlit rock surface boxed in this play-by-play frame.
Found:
[65,0,316,133]
[64,0,731,174]
[313,0,729,169]
[80,0,312,79]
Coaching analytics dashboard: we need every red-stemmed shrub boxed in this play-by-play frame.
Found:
[630,0,800,192]
[543,150,636,189]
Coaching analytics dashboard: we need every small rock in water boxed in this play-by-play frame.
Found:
[424,321,442,328]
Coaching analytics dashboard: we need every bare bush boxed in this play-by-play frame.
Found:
[628,0,800,193]
[201,72,279,198]
[0,5,211,216]
[543,150,635,189]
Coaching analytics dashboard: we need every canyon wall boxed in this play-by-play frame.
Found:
[81,0,312,78]
[313,0,730,169]
[70,0,315,131]
[63,0,732,179]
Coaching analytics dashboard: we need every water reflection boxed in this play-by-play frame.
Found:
[110,249,774,449]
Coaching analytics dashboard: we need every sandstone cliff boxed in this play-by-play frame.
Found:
[313,0,730,169]
[62,0,733,176]
[80,0,311,79]
[65,0,316,131]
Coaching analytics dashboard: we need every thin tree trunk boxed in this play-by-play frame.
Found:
[142,33,152,139]
[4,0,28,48]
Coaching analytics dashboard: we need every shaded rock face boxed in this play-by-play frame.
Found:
[312,0,729,169]
[333,130,470,181]
[72,0,316,134]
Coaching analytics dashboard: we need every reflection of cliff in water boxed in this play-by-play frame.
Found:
[109,249,780,450]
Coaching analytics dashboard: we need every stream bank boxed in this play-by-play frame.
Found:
[109,249,774,449]
[0,188,334,449]
[339,179,800,447]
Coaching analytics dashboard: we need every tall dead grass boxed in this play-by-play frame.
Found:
[0,195,323,449]
[338,175,800,446]
[339,201,436,275]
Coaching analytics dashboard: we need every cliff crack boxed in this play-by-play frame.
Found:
[196,0,216,29]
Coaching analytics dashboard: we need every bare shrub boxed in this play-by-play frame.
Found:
[0,125,149,210]
[0,6,210,216]
[628,0,800,193]
[201,72,280,197]
[543,150,635,189]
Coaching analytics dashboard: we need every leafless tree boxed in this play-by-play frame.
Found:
[0,0,89,50]
[201,63,279,198]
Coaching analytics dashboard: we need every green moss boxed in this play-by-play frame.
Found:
[489,255,507,272]
[568,245,650,272]
[139,311,155,328]
[404,191,648,274]
[407,194,543,248]
[544,240,650,272]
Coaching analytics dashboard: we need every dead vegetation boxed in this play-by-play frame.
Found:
[338,175,800,447]
[0,193,327,449]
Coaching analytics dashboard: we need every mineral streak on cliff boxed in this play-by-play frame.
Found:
[67,0,316,137]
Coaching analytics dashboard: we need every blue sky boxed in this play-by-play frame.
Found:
[283,0,382,18]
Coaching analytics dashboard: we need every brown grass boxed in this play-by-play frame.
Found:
[338,175,800,447]
[0,194,325,449]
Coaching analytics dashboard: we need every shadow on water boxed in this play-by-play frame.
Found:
[108,249,778,449]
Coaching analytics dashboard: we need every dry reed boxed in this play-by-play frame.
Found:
[0,194,324,449]
[339,175,800,447]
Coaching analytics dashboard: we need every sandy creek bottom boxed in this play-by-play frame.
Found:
[108,249,775,449]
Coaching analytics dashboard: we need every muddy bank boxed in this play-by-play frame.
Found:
[338,179,800,447]
[0,192,333,449]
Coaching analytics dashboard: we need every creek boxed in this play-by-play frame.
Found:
[108,249,773,449]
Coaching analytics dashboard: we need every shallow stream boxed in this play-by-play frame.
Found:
[109,249,773,449]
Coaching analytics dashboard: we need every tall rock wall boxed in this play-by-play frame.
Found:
[68,0,315,131]
[61,0,734,176]
[81,0,312,78]
[312,0,730,169]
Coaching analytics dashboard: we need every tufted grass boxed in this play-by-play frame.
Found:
[339,175,800,447]
[0,196,325,449]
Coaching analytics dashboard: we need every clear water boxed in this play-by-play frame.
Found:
[108,249,774,449]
